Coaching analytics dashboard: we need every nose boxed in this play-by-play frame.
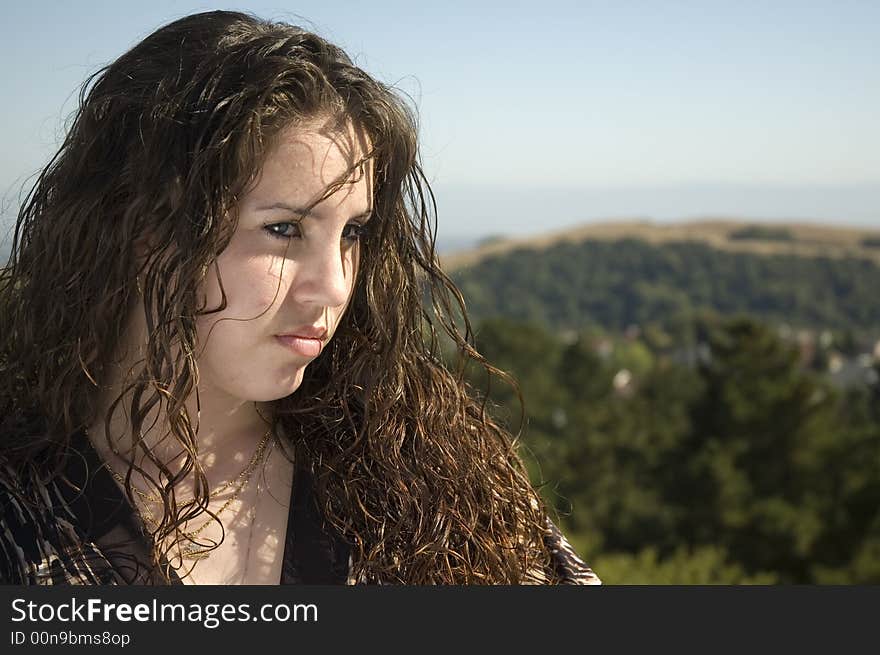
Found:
[287,236,355,309]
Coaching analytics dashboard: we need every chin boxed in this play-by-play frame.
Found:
[266,368,307,401]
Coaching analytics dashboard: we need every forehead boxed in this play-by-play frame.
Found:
[248,119,374,203]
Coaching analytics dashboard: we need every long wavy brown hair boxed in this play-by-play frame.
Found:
[0,10,559,584]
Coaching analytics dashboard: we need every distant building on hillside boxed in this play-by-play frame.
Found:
[828,353,878,388]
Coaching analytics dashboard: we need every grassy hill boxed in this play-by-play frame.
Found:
[440,218,880,272]
[440,218,880,347]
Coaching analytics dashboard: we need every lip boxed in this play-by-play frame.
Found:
[275,334,324,358]
[277,325,328,340]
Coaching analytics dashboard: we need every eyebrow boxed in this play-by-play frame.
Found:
[256,202,373,222]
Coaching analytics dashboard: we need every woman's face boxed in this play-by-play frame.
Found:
[194,119,373,403]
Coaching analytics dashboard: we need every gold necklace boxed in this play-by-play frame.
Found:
[105,428,271,504]
[93,427,272,561]
[175,431,271,561]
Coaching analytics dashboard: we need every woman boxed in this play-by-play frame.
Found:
[0,10,599,585]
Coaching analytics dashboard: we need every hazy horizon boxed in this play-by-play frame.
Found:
[431,182,879,242]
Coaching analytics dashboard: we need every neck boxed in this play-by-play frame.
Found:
[88,363,275,499]
[87,297,279,494]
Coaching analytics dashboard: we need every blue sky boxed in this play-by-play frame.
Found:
[2,0,877,248]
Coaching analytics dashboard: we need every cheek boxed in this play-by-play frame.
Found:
[195,264,286,352]
[343,247,360,301]
[200,253,286,315]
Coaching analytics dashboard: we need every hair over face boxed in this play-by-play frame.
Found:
[0,10,559,583]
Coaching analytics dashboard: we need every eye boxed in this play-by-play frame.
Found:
[264,222,301,240]
[263,220,370,243]
[342,222,370,243]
